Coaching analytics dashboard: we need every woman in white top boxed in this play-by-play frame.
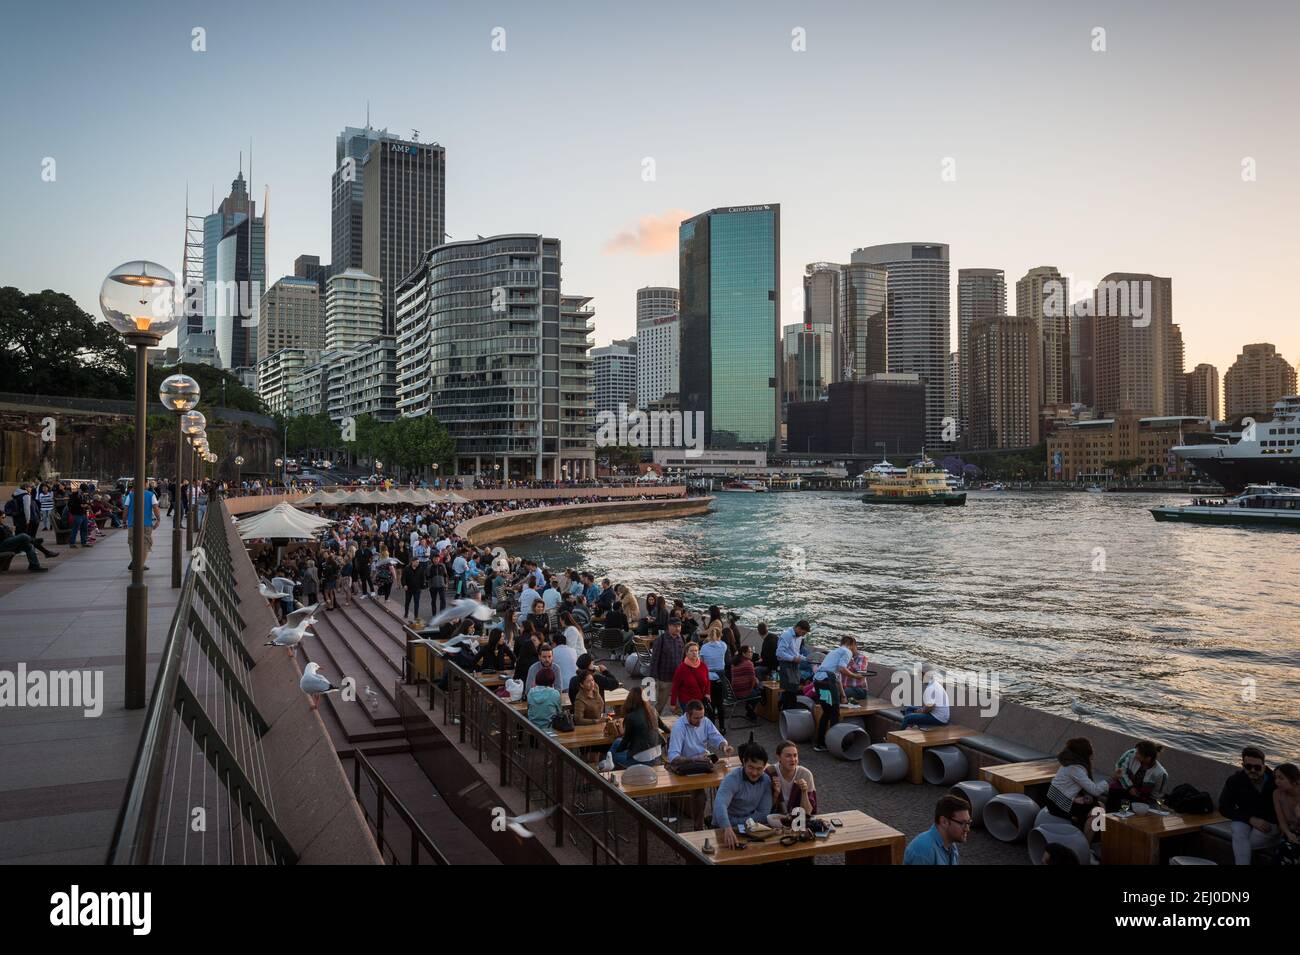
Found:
[560,611,586,655]
[1046,737,1109,842]
[767,740,818,818]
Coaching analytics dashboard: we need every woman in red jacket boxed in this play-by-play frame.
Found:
[670,641,711,715]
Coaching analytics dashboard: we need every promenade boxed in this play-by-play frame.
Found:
[0,522,181,863]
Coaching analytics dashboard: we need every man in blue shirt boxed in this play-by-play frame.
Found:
[904,795,971,865]
[776,620,811,711]
[667,700,733,766]
[713,742,774,848]
[123,482,160,572]
[811,635,862,752]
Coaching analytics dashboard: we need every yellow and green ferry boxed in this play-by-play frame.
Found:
[861,458,967,506]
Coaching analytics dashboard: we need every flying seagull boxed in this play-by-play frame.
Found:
[504,806,554,839]
[300,662,341,710]
[429,598,495,628]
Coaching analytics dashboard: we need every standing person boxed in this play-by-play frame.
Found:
[670,642,711,716]
[403,556,427,622]
[699,625,731,733]
[776,620,811,711]
[374,547,395,601]
[354,540,373,599]
[195,481,208,530]
[648,617,686,716]
[904,795,973,865]
[429,555,448,616]
[320,553,339,611]
[36,483,54,531]
[1219,745,1280,865]
[338,548,354,608]
[811,635,860,752]
[10,484,39,538]
[123,481,160,572]
[66,482,90,548]
[302,558,320,607]
[757,622,777,680]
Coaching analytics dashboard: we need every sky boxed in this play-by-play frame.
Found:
[2,0,1298,382]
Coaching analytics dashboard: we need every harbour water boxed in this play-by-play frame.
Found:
[511,490,1300,763]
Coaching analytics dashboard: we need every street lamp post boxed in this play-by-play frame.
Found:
[181,411,205,551]
[275,458,283,493]
[100,260,179,710]
[234,455,244,493]
[160,375,200,589]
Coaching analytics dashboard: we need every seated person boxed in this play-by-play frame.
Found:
[0,518,51,571]
[638,593,669,636]
[567,653,620,703]
[842,644,870,700]
[602,603,629,632]
[767,740,817,817]
[904,794,972,865]
[524,644,557,692]
[713,741,774,848]
[1107,739,1168,810]
[610,685,668,768]
[1046,737,1109,843]
[666,700,733,771]
[571,670,608,726]
[1273,763,1300,864]
[473,628,515,673]
[729,645,761,720]
[526,667,564,730]
[1219,745,1279,865]
[899,663,950,729]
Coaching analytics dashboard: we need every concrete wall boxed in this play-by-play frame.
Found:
[455,497,713,545]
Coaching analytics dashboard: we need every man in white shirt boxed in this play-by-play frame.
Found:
[900,663,950,729]
[550,634,579,692]
[519,582,541,617]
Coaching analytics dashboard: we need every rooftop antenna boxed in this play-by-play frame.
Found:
[366,100,370,130]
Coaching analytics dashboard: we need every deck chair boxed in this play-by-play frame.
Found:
[720,675,760,729]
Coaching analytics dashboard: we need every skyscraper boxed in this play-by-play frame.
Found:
[331,125,385,273]
[636,286,678,324]
[203,168,265,370]
[839,261,888,382]
[1182,363,1220,420]
[957,268,1006,442]
[1091,273,1183,416]
[1016,266,1071,412]
[361,134,446,333]
[1224,344,1296,418]
[258,276,323,359]
[850,243,950,448]
[782,322,833,404]
[592,338,638,417]
[679,205,780,450]
[325,269,383,352]
[636,312,680,406]
[968,315,1042,450]
[393,235,595,480]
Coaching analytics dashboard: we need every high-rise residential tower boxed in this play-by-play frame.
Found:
[636,312,680,406]
[957,268,1006,442]
[1224,344,1296,418]
[258,276,323,359]
[324,269,384,352]
[393,235,595,480]
[1091,273,1183,416]
[636,286,679,324]
[361,134,446,334]
[968,315,1042,450]
[850,243,950,448]
[679,204,780,450]
[1016,266,1071,412]
[1182,363,1220,420]
[592,338,638,417]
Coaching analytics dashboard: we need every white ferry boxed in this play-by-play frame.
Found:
[1150,484,1300,527]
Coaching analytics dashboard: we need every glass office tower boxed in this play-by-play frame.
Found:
[679,204,780,450]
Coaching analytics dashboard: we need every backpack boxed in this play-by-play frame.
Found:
[3,498,17,519]
[1165,782,1214,815]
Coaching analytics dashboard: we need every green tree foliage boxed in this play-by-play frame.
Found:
[281,412,454,477]
[0,287,132,398]
[284,412,337,455]
[146,362,267,416]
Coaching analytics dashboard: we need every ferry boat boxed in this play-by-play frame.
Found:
[720,479,767,492]
[1172,395,1300,493]
[1150,484,1300,527]
[862,457,967,506]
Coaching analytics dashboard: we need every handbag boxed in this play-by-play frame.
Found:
[603,717,625,740]
[552,711,575,733]
[671,757,716,776]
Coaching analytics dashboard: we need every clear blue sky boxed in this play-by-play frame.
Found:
[2,0,1297,380]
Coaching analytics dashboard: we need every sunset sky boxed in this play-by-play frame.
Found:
[2,0,1297,383]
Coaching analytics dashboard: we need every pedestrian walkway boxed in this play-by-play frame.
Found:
[0,522,183,863]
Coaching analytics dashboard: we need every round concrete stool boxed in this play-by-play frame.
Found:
[624,653,641,678]
[1028,823,1091,865]
[953,780,995,827]
[985,793,1040,842]
[861,743,909,783]
[1033,806,1056,830]
[921,745,969,785]
[826,722,870,760]
[1170,856,1217,865]
[779,708,815,743]
[795,695,815,712]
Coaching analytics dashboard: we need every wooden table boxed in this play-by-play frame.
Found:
[681,810,904,865]
[613,757,740,798]
[550,715,678,750]
[980,758,1061,794]
[1101,809,1227,865]
[886,726,979,784]
[477,672,506,688]
[757,681,782,722]
[814,696,893,725]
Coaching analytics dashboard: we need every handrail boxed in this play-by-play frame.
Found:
[352,749,449,865]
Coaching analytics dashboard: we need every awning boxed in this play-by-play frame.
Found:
[237,501,336,540]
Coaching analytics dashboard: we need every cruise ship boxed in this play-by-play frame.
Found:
[1172,395,1300,493]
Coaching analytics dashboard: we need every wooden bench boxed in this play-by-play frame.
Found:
[979,758,1061,794]
[886,726,980,784]
[682,809,904,865]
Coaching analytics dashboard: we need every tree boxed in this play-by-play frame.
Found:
[0,287,132,398]
[147,362,267,416]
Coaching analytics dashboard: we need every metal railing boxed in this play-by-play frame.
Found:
[107,499,297,864]
[406,648,707,865]
[352,749,449,865]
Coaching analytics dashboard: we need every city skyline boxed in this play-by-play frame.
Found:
[2,1,1298,391]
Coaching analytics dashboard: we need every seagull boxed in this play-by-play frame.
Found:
[266,611,317,657]
[1070,698,1091,716]
[376,556,404,568]
[257,580,282,600]
[300,662,340,710]
[429,598,495,628]
[504,806,554,839]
